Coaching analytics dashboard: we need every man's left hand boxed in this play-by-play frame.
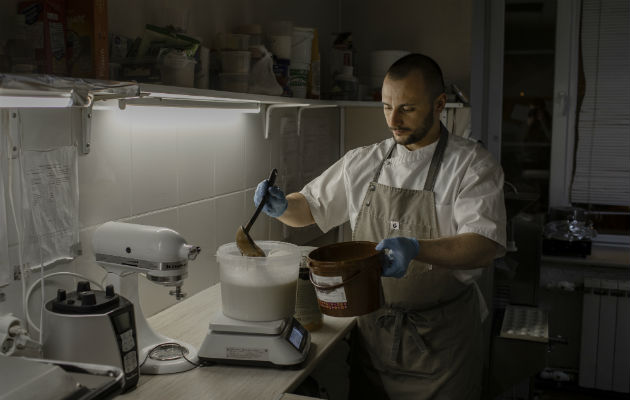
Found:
[376,237,420,278]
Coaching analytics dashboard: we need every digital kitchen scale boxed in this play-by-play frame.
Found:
[198,312,311,368]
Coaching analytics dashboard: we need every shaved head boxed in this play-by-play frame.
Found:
[386,53,445,101]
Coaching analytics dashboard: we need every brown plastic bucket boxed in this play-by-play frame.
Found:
[307,241,383,317]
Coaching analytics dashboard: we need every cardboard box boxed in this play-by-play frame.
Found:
[17,0,67,75]
[66,0,108,79]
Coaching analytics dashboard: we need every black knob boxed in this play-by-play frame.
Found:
[56,289,66,302]
[105,284,115,297]
[81,291,97,306]
[77,281,91,292]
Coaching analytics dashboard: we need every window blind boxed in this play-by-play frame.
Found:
[570,0,630,206]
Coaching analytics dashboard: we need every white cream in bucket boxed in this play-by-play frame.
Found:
[218,241,300,322]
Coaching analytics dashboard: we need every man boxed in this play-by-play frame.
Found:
[254,54,506,399]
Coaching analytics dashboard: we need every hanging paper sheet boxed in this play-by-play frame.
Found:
[21,146,80,270]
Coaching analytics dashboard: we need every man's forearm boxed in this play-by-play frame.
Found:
[416,233,500,269]
[277,193,315,227]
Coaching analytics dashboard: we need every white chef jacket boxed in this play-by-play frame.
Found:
[300,133,507,284]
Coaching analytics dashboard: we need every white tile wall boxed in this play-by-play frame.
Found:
[212,112,246,196]
[214,191,246,251]
[78,109,132,228]
[130,108,179,215]
[1,105,339,323]
[176,112,215,204]
[20,109,73,149]
[178,199,217,293]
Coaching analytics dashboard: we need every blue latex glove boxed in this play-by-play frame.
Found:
[254,179,288,218]
[375,237,420,278]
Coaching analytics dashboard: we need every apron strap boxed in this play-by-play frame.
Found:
[422,124,449,192]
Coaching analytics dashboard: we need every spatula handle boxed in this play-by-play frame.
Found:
[245,168,278,233]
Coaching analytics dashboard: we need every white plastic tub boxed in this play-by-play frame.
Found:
[160,51,196,87]
[218,241,300,322]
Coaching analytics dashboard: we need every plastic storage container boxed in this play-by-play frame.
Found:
[308,241,383,317]
[289,61,309,98]
[160,51,196,87]
[332,66,358,100]
[294,246,323,331]
[218,241,300,322]
[291,27,314,64]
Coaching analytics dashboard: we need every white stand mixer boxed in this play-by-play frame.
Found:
[92,221,201,374]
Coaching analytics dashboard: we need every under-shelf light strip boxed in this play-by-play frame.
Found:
[118,97,261,113]
[0,95,74,108]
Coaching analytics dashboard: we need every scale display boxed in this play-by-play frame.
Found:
[286,320,307,351]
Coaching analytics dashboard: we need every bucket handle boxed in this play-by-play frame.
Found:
[309,269,363,292]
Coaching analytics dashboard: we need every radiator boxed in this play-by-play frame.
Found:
[579,278,630,393]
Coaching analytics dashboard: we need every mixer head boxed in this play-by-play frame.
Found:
[93,221,201,298]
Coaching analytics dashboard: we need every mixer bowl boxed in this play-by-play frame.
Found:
[217,241,300,322]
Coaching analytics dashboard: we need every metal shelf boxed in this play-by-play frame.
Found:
[1,74,467,152]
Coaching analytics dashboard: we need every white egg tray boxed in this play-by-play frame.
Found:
[500,305,549,343]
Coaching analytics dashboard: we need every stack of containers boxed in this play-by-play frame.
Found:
[160,50,197,88]
[217,33,251,93]
[308,29,320,99]
[266,21,293,96]
[289,27,314,98]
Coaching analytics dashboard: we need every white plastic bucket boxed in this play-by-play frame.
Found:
[160,52,196,87]
[218,241,300,322]
[291,27,314,64]
[269,35,292,60]
[289,61,309,98]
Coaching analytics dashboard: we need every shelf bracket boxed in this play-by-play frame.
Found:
[80,104,93,155]
[264,103,309,139]
[297,105,338,136]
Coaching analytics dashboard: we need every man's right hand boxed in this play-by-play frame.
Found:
[254,179,288,218]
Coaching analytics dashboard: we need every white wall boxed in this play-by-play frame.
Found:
[340,0,473,95]
[0,104,339,329]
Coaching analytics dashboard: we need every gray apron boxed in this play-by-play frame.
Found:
[350,125,483,400]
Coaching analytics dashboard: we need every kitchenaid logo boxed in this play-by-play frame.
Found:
[163,262,185,270]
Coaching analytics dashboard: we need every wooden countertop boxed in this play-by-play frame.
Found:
[119,284,356,400]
